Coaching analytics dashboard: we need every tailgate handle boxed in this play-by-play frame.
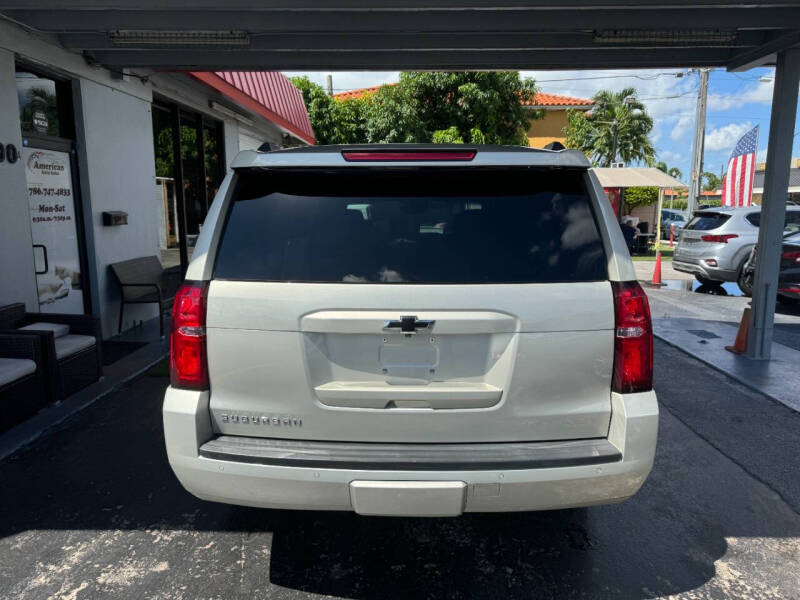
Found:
[383,315,435,333]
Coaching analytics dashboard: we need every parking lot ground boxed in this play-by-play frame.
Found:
[2,344,800,600]
[633,259,692,283]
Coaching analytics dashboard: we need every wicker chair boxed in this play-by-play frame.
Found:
[0,331,50,433]
[0,303,102,400]
[110,256,178,337]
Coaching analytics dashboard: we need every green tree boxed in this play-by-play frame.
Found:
[668,166,683,180]
[431,126,464,144]
[702,171,721,191]
[624,186,659,212]
[362,84,426,143]
[290,76,367,144]
[656,161,683,181]
[399,72,540,145]
[294,72,541,146]
[564,87,655,167]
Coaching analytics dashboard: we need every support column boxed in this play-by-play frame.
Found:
[746,48,800,360]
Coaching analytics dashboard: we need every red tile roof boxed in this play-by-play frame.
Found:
[333,84,393,100]
[523,93,594,108]
[189,71,315,144]
[333,85,592,108]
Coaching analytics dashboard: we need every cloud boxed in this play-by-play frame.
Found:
[670,115,693,141]
[704,122,753,152]
[660,149,684,164]
[707,81,773,111]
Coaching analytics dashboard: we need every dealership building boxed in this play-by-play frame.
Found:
[0,19,314,339]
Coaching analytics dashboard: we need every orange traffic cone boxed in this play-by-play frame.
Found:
[725,306,751,355]
[651,251,665,286]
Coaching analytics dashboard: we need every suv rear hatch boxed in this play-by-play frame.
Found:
[675,211,733,262]
[205,166,615,443]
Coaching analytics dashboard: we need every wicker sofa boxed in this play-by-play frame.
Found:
[0,331,50,433]
[0,303,102,401]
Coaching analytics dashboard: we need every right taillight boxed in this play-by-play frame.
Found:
[611,281,653,394]
[781,250,800,265]
[700,233,738,243]
[170,281,209,390]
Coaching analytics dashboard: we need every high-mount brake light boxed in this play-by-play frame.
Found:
[611,281,653,394]
[342,150,476,162]
[170,281,209,390]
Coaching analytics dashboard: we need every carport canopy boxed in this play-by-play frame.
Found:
[2,1,799,361]
[592,168,687,190]
[593,168,687,241]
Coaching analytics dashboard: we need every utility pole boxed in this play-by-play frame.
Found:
[610,120,619,167]
[687,68,710,215]
[326,74,333,96]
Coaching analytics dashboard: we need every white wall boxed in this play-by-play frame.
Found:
[0,49,39,311]
[2,19,310,338]
[239,124,283,152]
[77,79,159,337]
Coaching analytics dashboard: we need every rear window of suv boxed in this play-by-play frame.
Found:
[213,168,607,284]
[686,212,731,231]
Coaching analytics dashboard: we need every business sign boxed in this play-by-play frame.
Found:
[24,148,84,314]
[33,110,49,133]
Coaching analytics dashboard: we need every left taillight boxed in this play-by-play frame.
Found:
[170,281,209,390]
[611,281,653,394]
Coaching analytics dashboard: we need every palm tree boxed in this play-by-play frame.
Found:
[565,87,655,167]
[656,162,684,180]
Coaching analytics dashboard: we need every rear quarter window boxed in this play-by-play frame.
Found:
[686,213,731,231]
[745,210,800,232]
[213,168,608,284]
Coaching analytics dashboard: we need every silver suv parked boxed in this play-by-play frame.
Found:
[673,205,800,294]
[163,145,658,516]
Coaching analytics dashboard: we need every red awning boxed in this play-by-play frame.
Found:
[189,71,315,145]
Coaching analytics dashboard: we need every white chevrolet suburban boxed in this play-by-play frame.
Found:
[163,145,658,517]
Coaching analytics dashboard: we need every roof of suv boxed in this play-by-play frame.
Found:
[695,205,800,214]
[231,144,591,169]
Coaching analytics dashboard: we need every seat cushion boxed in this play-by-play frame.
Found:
[0,358,37,387]
[54,334,96,360]
[19,321,70,338]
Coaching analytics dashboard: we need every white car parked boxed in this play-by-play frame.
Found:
[163,145,658,517]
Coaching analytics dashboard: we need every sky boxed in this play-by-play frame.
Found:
[283,68,800,184]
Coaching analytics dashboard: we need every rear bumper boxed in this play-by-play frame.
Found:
[672,258,737,282]
[163,387,658,514]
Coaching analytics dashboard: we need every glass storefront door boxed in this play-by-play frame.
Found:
[152,100,225,274]
[16,68,89,314]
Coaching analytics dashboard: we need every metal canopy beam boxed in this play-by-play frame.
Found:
[58,30,766,52]
[727,31,800,72]
[2,0,799,7]
[746,47,800,360]
[4,8,800,32]
[84,48,739,70]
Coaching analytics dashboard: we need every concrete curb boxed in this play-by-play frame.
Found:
[654,326,800,414]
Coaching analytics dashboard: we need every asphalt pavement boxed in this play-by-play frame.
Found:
[1,343,799,600]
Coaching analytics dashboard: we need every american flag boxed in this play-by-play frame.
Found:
[721,125,759,207]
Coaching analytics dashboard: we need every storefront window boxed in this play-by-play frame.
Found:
[151,99,224,273]
[16,70,73,139]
